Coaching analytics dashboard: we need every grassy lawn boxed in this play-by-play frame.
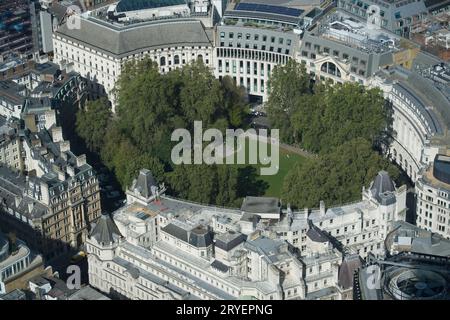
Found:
[258,148,307,197]
[225,140,307,198]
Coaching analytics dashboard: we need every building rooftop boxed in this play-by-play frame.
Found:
[356,252,450,300]
[387,221,450,257]
[369,171,397,205]
[0,80,26,105]
[55,16,213,58]
[130,169,157,199]
[422,161,450,191]
[90,213,123,244]
[0,289,26,300]
[314,11,403,55]
[68,286,111,300]
[240,196,281,215]
[215,231,247,251]
[116,0,187,12]
[0,165,48,219]
[161,221,213,248]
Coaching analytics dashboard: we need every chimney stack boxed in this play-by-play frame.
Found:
[320,201,326,216]
[76,154,86,167]
[51,126,63,143]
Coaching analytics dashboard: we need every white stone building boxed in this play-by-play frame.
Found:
[52,5,215,111]
[415,154,450,239]
[86,168,407,300]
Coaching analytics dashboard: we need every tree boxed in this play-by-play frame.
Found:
[266,61,392,154]
[266,60,311,144]
[75,98,112,153]
[221,75,249,128]
[74,58,250,205]
[282,138,400,208]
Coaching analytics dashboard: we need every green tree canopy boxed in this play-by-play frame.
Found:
[75,97,112,153]
[282,138,400,209]
[76,58,250,206]
[267,60,393,153]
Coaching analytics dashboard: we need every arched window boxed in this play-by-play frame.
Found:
[197,54,203,62]
[321,62,341,78]
[160,56,166,66]
[174,55,180,65]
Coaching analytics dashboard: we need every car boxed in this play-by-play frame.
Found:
[70,251,87,264]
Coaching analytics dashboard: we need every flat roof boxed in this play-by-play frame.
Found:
[235,2,303,17]
[116,0,187,13]
[241,196,280,214]
[55,17,213,58]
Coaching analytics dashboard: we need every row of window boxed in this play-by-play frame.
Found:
[1,257,29,281]
[218,60,271,76]
[220,41,291,54]
[220,32,292,46]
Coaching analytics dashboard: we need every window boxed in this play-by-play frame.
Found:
[321,62,341,77]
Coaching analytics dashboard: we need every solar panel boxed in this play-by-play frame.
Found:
[136,211,149,220]
[235,2,303,17]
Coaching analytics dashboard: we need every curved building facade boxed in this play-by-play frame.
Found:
[214,2,304,102]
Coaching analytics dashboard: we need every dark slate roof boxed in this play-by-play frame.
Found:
[211,260,229,273]
[189,225,213,248]
[306,227,329,243]
[240,212,260,223]
[161,223,188,242]
[215,231,246,251]
[0,289,26,300]
[125,265,140,279]
[48,2,69,21]
[338,254,363,290]
[90,214,123,244]
[162,223,213,247]
[0,165,48,219]
[55,18,213,58]
[133,169,157,198]
[370,171,396,205]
